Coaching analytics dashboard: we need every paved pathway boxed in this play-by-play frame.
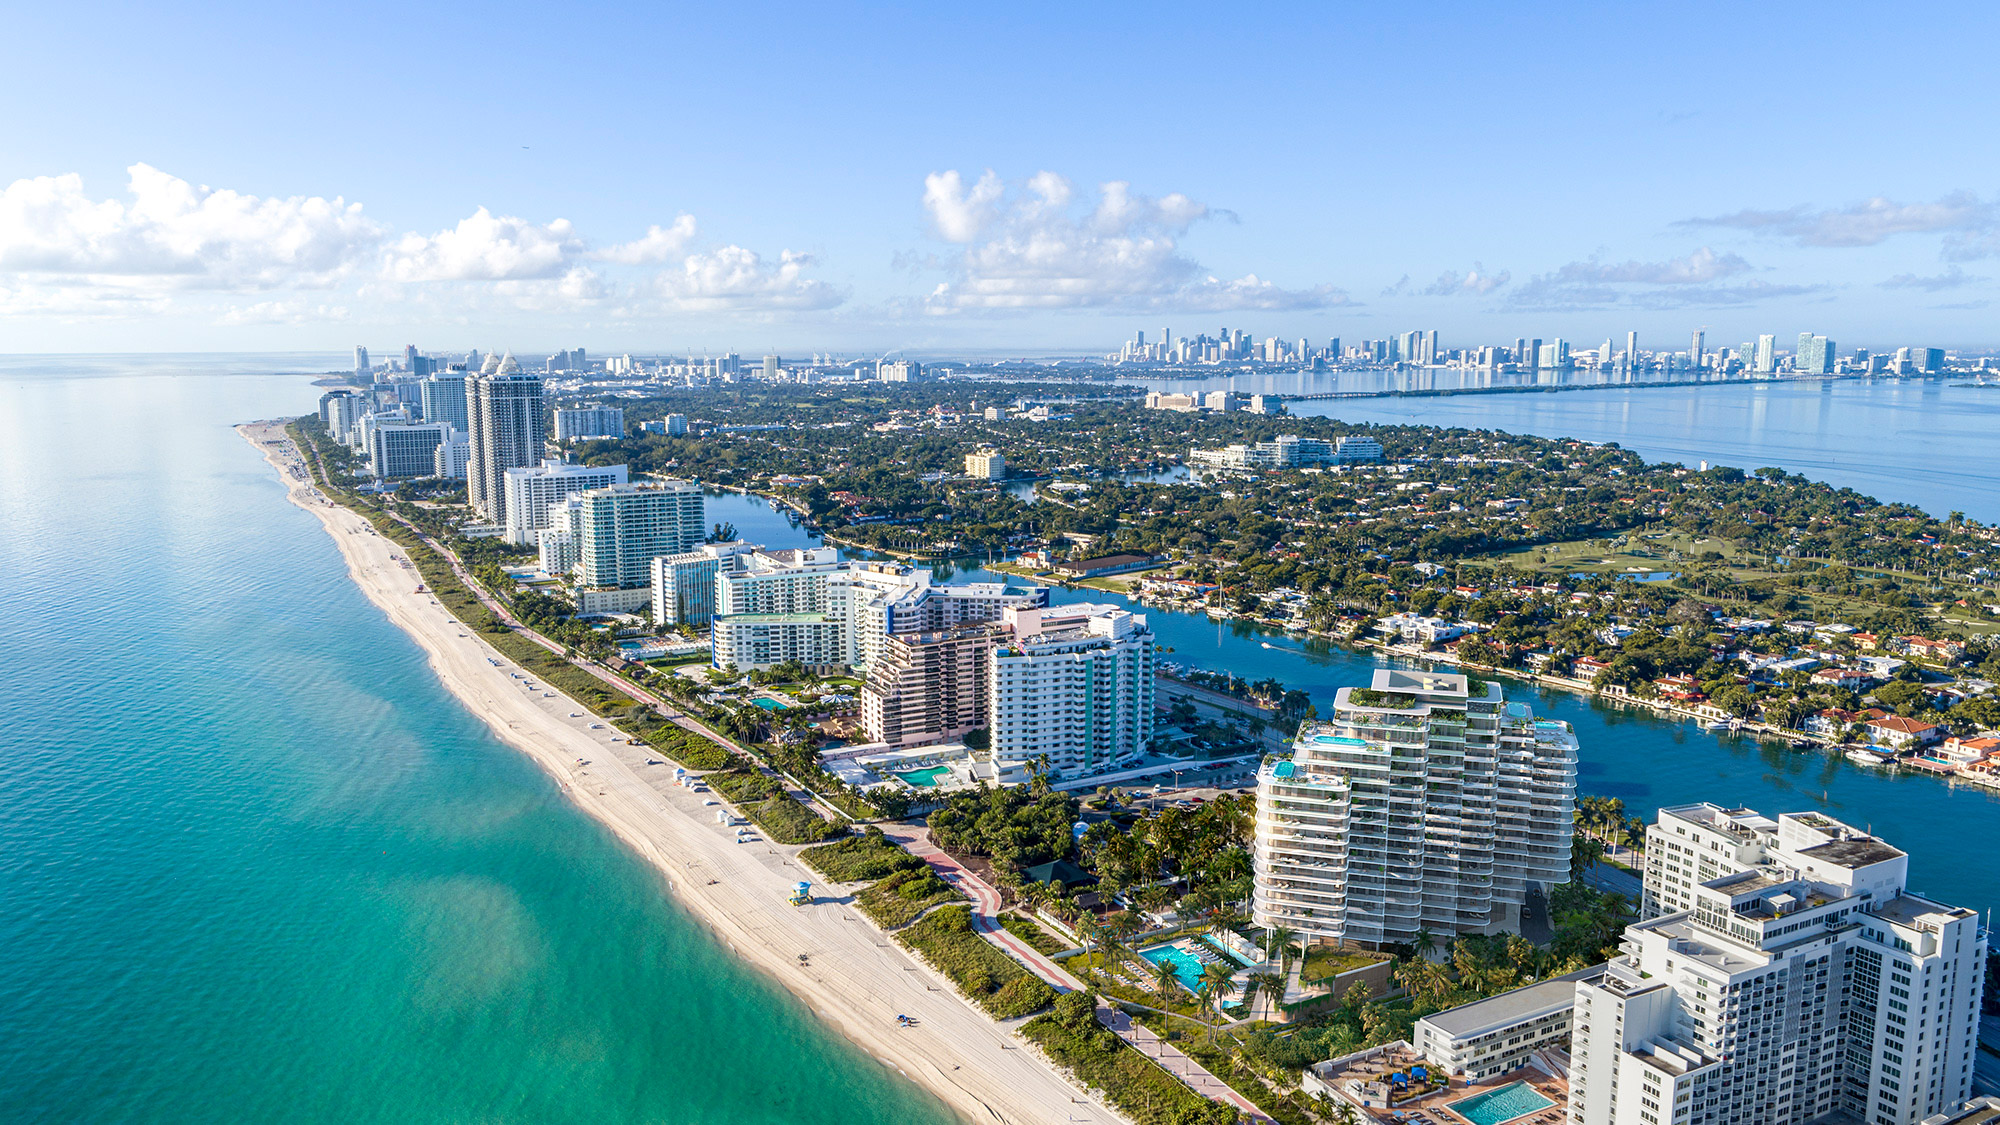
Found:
[889,825,1270,1123]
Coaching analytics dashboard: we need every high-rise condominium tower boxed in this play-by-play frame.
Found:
[465,352,545,524]
[1253,670,1576,947]
[1572,804,1982,1125]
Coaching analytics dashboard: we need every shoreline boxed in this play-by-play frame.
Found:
[238,422,1125,1125]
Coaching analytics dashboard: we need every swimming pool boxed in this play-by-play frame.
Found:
[752,698,789,711]
[1447,1081,1554,1125]
[1138,943,1208,992]
[894,765,950,787]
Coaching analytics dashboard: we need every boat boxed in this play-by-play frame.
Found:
[1846,748,1892,767]
[1703,720,1730,731]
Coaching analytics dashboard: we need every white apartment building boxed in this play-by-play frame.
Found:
[710,613,847,671]
[500,459,629,546]
[1335,435,1385,462]
[365,419,448,478]
[1190,434,1337,470]
[1572,807,1983,1125]
[712,551,1040,670]
[355,406,412,451]
[987,603,1154,778]
[1253,670,1577,948]
[965,449,1006,479]
[321,390,363,441]
[1414,967,1605,1083]
[573,479,705,590]
[715,547,845,616]
[554,406,625,441]
[537,497,583,579]
[432,433,471,480]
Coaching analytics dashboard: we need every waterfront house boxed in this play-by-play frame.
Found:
[1866,715,1942,751]
[1940,735,2000,766]
[1573,656,1612,680]
[1654,675,1707,703]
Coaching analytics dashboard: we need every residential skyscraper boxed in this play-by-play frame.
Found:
[1573,804,1984,1125]
[501,458,628,546]
[1691,329,1705,368]
[574,479,706,590]
[1626,330,1639,367]
[465,352,546,525]
[988,603,1154,778]
[1796,333,1836,375]
[366,420,448,479]
[1252,670,1577,947]
[862,624,1002,747]
[419,372,469,434]
[1754,334,1777,373]
[353,345,370,377]
[553,406,625,441]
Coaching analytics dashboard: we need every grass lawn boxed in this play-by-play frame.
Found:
[1300,947,1390,983]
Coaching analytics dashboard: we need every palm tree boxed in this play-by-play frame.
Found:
[1248,970,1287,1020]
[1151,958,1180,1007]
[1413,927,1437,961]
[1200,961,1237,1030]
[1265,924,1296,967]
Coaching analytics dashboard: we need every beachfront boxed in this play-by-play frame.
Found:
[239,422,1124,1125]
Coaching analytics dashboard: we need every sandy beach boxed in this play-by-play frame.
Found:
[240,422,1124,1125]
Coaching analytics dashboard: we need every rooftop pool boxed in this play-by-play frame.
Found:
[1447,1080,1555,1125]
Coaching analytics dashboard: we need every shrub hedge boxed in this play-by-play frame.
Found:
[897,905,1055,1019]
[707,768,847,845]
[800,827,928,883]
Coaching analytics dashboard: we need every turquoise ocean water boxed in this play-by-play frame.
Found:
[6,356,1998,1125]
[0,358,953,1125]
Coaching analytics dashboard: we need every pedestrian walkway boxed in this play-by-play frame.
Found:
[888,825,1269,1123]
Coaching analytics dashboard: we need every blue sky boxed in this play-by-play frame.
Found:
[4,1,1998,354]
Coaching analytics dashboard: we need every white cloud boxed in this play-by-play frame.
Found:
[215,299,351,326]
[593,215,697,264]
[1508,248,1820,310]
[0,163,382,288]
[923,170,1006,242]
[386,207,583,281]
[1417,264,1511,296]
[1679,192,1994,249]
[921,169,1342,312]
[649,246,842,312]
[1545,247,1749,285]
[1880,267,1981,292]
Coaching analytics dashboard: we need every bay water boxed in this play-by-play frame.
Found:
[0,358,953,1125]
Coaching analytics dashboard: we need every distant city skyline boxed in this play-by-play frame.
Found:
[4,4,2000,351]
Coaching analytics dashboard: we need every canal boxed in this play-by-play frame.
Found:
[704,487,2000,920]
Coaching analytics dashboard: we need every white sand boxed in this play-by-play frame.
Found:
[240,423,1123,1125]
